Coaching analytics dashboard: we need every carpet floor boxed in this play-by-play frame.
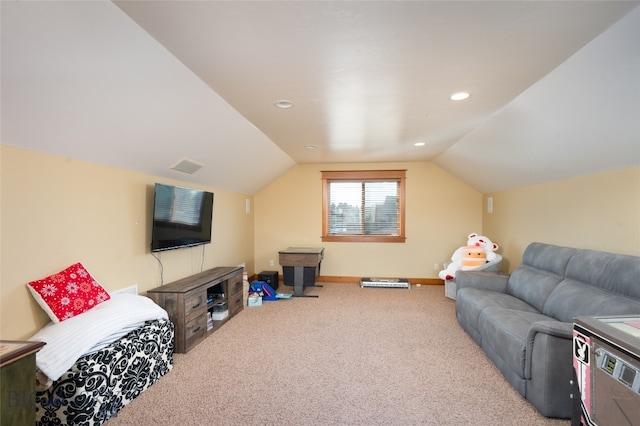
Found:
[107,283,572,425]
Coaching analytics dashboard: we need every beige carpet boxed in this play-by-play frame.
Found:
[107,283,571,426]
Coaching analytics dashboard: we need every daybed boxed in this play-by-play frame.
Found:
[455,242,640,418]
[29,293,174,426]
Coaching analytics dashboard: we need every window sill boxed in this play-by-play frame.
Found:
[321,235,406,243]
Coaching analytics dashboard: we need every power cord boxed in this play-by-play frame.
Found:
[151,247,164,286]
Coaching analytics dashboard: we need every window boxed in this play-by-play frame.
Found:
[322,170,406,243]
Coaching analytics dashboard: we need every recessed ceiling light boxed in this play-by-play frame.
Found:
[306,144,318,149]
[414,142,426,147]
[450,92,470,101]
[274,100,294,109]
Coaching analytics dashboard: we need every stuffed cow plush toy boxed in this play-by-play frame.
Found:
[438,233,499,281]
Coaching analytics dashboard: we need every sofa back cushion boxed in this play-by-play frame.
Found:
[507,243,576,312]
[543,249,640,322]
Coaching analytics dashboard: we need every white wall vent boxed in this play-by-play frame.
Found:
[170,158,203,174]
[111,285,138,295]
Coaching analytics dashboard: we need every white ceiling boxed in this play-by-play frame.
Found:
[2,1,639,195]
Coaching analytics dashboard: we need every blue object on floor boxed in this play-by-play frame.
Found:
[250,281,278,301]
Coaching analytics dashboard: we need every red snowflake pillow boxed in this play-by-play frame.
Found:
[27,262,110,323]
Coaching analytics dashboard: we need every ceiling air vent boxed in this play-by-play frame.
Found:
[170,158,203,175]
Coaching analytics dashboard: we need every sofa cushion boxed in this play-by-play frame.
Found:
[478,307,553,378]
[543,249,640,322]
[507,243,576,312]
[456,288,540,343]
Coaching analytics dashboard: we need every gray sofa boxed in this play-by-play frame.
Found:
[455,242,640,418]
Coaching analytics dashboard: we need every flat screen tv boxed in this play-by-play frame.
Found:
[151,183,214,252]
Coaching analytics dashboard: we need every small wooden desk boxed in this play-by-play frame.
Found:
[279,247,324,297]
[1,340,46,426]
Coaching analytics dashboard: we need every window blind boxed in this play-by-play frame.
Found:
[327,179,400,236]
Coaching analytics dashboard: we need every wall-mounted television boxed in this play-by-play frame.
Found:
[151,183,214,252]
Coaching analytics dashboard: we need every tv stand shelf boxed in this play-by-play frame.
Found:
[147,266,244,353]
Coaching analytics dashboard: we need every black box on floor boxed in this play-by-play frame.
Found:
[258,271,279,290]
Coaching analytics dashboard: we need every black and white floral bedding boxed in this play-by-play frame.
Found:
[29,294,174,426]
[34,318,173,426]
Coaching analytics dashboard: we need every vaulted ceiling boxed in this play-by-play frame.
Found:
[2,1,639,194]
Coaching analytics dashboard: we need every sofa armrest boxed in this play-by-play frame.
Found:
[528,320,573,340]
[524,320,573,378]
[455,271,509,293]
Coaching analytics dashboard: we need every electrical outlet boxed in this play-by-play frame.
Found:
[434,263,439,270]
[269,259,275,267]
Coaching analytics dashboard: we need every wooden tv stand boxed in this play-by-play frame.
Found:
[147,266,244,353]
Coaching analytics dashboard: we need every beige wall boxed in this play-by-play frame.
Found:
[253,162,483,280]
[0,146,254,340]
[4,145,636,340]
[483,166,640,272]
